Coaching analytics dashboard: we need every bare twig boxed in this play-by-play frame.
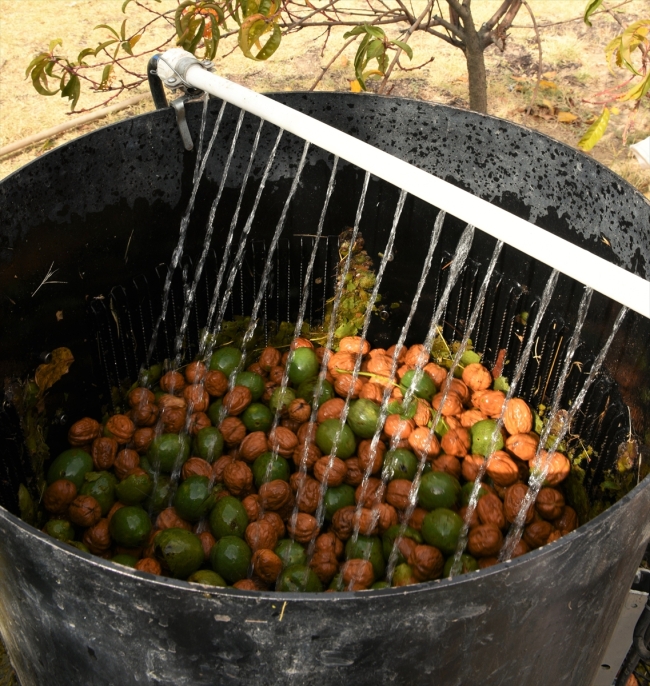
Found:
[309,35,358,90]
[396,54,435,71]
[522,0,542,116]
[379,0,434,93]
[510,0,632,29]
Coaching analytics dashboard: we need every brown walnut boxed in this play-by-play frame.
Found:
[223,461,254,497]
[287,398,311,424]
[269,366,285,385]
[553,506,578,534]
[317,398,345,423]
[330,506,356,540]
[313,456,347,487]
[408,544,444,582]
[69,495,102,527]
[460,409,487,428]
[252,549,283,584]
[259,347,282,371]
[477,390,506,419]
[432,393,463,417]
[383,415,415,440]
[441,427,471,457]
[523,520,554,549]
[268,426,298,457]
[259,480,293,512]
[423,362,447,388]
[333,374,364,399]
[184,361,207,385]
[355,477,385,507]
[188,412,211,435]
[505,433,539,462]
[503,483,535,524]
[156,507,191,531]
[160,406,186,434]
[242,494,261,522]
[159,371,186,395]
[92,437,118,471]
[359,382,384,404]
[82,518,112,554]
[261,511,286,539]
[511,539,530,559]
[343,458,363,487]
[535,487,565,521]
[485,451,519,486]
[408,427,440,459]
[131,403,159,427]
[339,336,371,356]
[309,550,339,584]
[431,454,462,480]
[181,457,212,480]
[461,363,492,392]
[357,439,386,474]
[43,479,77,515]
[385,479,412,510]
[183,384,210,413]
[135,558,162,575]
[240,432,269,463]
[287,512,319,544]
[245,520,278,552]
[68,417,102,446]
[105,414,135,444]
[467,524,504,558]
[503,398,533,435]
[295,477,321,514]
[341,559,374,590]
[204,370,229,397]
[219,417,247,446]
[292,443,322,470]
[114,449,140,481]
[132,428,155,455]
[476,493,507,530]
[222,386,253,416]
[128,387,155,408]
[461,455,485,483]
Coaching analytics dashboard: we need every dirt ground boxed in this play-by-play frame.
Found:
[0,0,648,196]
[0,0,649,682]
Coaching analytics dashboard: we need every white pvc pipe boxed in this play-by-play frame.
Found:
[159,49,650,319]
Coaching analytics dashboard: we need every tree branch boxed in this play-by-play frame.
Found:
[481,0,522,49]
[309,35,358,90]
[482,0,514,33]
[521,0,542,116]
[422,26,463,48]
[430,14,465,39]
[444,0,469,22]
[379,0,434,93]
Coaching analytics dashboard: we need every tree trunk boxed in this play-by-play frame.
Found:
[462,17,488,113]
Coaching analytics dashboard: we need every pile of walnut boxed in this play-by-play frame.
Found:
[41,336,576,592]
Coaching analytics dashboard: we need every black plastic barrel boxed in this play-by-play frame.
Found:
[0,93,649,685]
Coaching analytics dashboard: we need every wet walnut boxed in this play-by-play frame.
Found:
[409,507,428,532]
[476,493,507,530]
[183,384,210,413]
[261,511,286,539]
[91,437,118,471]
[259,347,282,372]
[297,422,318,445]
[132,428,155,455]
[105,414,135,444]
[460,505,480,529]
[504,483,535,525]
[181,457,212,480]
[359,382,384,404]
[223,386,253,416]
[184,361,207,385]
[198,531,216,560]
[441,427,471,457]
[358,439,386,474]
[505,433,539,462]
[130,403,159,427]
[387,344,407,365]
[460,409,487,428]
[432,393,463,417]
[331,506,356,540]
[313,456,347,487]
[535,487,565,521]
[268,426,298,457]
[240,432,269,463]
[375,503,398,533]
[114,449,140,481]
[534,450,571,487]
[269,366,285,385]
[334,374,364,399]
[292,443,322,471]
[310,550,339,584]
[107,502,125,523]
[423,362,447,388]
[204,370,229,397]
[341,559,374,590]
[477,391,506,419]
[69,495,102,527]
[219,417,247,446]
[343,458,363,487]
[511,539,530,559]
[339,336,371,356]
[156,507,192,531]
[287,513,319,544]
[462,363,493,392]
[365,355,394,383]
[83,518,112,555]
[431,454,462,480]
[211,455,235,483]
[252,549,283,584]
[356,508,379,536]
[188,412,211,436]
[288,398,311,424]
[295,476,321,514]
[68,417,102,446]
[259,480,293,512]
[315,532,345,559]
[223,461,254,497]
[281,417,302,433]
[383,415,415,440]
[553,506,578,535]
[245,520,278,552]
[385,479,412,510]
[355,477,385,508]
[317,398,345,423]
[408,427,440,459]
[43,479,77,515]
[503,398,533,435]
[135,558,162,575]
[467,524,504,558]
[327,351,358,376]
[128,387,155,408]
[247,362,266,378]
[461,455,485,483]
[242,494,261,522]
[523,520,554,549]
[159,371,186,395]
[408,544,444,582]
[160,406,186,434]
[485,451,519,487]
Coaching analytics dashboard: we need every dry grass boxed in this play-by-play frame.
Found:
[0,0,648,196]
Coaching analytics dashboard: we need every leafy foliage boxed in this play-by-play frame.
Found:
[24,0,524,113]
[580,11,649,151]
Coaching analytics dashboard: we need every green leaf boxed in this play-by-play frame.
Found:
[100,64,113,90]
[122,0,133,12]
[120,19,128,40]
[61,74,81,109]
[255,22,281,60]
[30,62,58,97]
[390,39,413,60]
[49,38,63,53]
[94,24,121,39]
[366,38,385,61]
[77,47,96,64]
[94,39,118,55]
[583,0,604,27]
[577,108,610,152]
[343,25,368,38]
[121,41,133,56]
[363,25,386,39]
[25,54,47,78]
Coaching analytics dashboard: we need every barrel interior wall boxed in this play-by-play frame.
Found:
[0,93,648,514]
